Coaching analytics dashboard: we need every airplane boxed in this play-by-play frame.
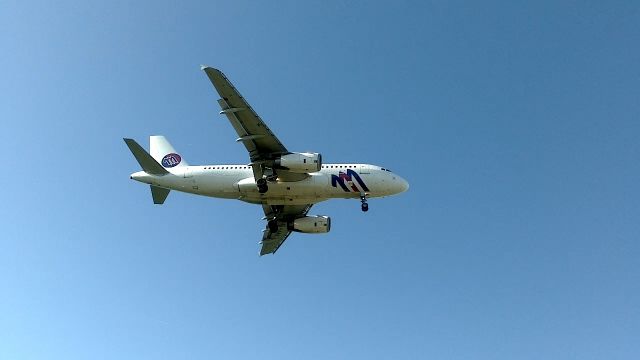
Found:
[124,66,409,255]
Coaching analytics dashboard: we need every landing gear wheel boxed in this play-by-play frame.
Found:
[268,220,279,232]
[360,193,369,212]
[257,178,268,194]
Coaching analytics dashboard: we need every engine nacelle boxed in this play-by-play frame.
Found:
[275,152,322,172]
[289,215,331,233]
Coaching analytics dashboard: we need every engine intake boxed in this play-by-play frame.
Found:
[275,152,322,172]
[289,215,331,233]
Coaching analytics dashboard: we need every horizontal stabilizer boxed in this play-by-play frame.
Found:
[123,138,168,175]
[150,185,170,204]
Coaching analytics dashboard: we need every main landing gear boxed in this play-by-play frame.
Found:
[268,219,278,232]
[257,178,268,193]
[267,205,283,232]
[360,193,369,212]
[257,167,277,194]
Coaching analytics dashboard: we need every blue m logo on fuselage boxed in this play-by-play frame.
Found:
[331,169,370,192]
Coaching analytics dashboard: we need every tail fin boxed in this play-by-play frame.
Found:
[123,138,168,175]
[150,136,188,169]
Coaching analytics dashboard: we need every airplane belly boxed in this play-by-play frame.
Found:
[238,174,326,205]
[196,173,241,199]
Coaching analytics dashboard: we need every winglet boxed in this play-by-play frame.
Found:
[123,138,169,175]
[200,64,210,71]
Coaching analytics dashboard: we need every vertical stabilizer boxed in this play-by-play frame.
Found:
[150,136,188,169]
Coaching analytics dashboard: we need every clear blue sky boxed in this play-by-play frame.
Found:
[2,1,639,359]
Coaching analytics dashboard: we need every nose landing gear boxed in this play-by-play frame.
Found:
[360,193,369,212]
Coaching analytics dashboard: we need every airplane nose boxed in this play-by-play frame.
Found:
[399,177,409,193]
[390,175,409,194]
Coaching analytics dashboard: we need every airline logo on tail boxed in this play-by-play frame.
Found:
[161,153,182,168]
[331,169,369,192]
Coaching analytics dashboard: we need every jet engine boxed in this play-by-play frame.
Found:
[275,152,322,172]
[288,215,331,233]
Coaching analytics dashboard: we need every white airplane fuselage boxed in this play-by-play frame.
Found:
[125,67,410,254]
[131,163,408,206]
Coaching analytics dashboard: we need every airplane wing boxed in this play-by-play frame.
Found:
[202,66,307,182]
[202,66,287,162]
[260,204,312,255]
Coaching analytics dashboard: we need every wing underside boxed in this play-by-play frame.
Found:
[203,67,309,182]
[260,204,312,255]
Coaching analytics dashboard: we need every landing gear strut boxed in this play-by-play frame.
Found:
[268,219,279,232]
[257,178,268,193]
[360,193,369,212]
